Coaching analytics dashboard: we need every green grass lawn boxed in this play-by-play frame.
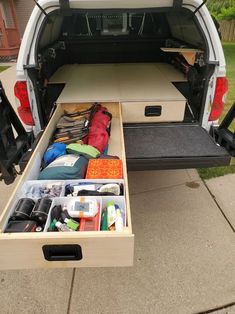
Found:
[221,42,235,131]
[0,66,9,73]
[198,42,235,180]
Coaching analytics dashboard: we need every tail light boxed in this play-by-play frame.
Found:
[209,77,228,121]
[14,81,34,125]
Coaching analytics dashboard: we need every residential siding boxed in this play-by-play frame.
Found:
[0,0,14,27]
[14,0,35,37]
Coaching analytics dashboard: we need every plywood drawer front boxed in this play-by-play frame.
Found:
[0,102,134,269]
[0,233,134,269]
[122,101,186,123]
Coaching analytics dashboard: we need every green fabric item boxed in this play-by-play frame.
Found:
[39,155,88,180]
[66,143,100,159]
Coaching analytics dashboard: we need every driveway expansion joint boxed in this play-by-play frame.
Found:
[66,268,76,314]
[202,178,235,233]
[194,300,235,314]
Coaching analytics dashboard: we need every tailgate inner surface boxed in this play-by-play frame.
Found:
[124,125,229,159]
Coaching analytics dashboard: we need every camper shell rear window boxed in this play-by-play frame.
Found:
[38,8,204,51]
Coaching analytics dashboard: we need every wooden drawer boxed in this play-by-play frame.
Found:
[122,101,186,123]
[0,103,134,269]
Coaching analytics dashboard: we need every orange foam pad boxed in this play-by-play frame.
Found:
[86,159,123,179]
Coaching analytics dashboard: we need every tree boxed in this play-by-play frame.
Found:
[207,0,235,20]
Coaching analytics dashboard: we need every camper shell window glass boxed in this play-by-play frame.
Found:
[37,9,205,52]
[39,14,64,50]
[62,12,170,38]
[166,11,204,48]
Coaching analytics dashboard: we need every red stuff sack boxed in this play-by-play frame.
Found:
[87,105,112,153]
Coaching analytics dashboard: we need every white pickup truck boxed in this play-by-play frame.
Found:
[0,0,234,269]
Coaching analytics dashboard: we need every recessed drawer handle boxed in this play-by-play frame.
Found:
[145,106,162,117]
[42,244,82,261]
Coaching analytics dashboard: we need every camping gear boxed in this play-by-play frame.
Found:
[52,110,89,144]
[43,142,67,166]
[30,198,52,224]
[67,198,99,218]
[39,155,88,180]
[5,221,37,233]
[11,198,35,220]
[79,205,100,231]
[87,105,112,153]
[86,159,123,179]
[66,143,100,159]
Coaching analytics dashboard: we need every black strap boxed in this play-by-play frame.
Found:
[64,103,100,118]
[77,190,115,196]
[192,0,207,15]
[102,110,112,120]
[88,103,101,123]
[59,0,71,16]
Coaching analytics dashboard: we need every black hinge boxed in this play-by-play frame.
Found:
[59,0,71,16]
[213,102,235,157]
[173,0,183,9]
[0,82,32,184]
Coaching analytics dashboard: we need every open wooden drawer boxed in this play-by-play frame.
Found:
[0,103,134,269]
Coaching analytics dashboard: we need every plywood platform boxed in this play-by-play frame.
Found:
[49,63,187,104]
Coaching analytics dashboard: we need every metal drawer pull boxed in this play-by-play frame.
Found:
[42,244,82,261]
[145,106,162,117]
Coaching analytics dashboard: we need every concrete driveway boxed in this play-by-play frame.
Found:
[0,65,235,314]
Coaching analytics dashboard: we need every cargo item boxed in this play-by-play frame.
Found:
[43,143,67,166]
[87,105,112,153]
[67,198,99,218]
[86,159,123,179]
[39,155,88,180]
[11,198,35,221]
[66,143,100,159]
[55,221,75,232]
[56,115,86,128]
[105,202,125,231]
[68,197,100,218]
[79,205,101,231]
[53,113,89,144]
[24,182,63,198]
[65,182,123,197]
[30,198,52,224]
[5,221,37,233]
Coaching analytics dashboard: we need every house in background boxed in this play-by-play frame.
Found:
[0,0,34,59]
